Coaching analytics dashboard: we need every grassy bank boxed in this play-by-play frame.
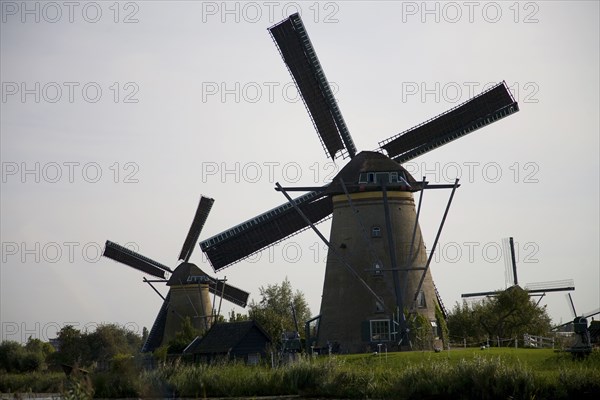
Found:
[0,371,64,394]
[139,349,600,399]
[1,348,599,398]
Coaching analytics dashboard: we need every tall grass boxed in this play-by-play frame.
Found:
[137,351,600,399]
[0,371,64,394]
[392,356,539,399]
[2,349,599,398]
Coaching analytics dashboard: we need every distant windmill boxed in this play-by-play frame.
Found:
[462,237,575,303]
[552,293,600,356]
[199,13,520,353]
[102,196,249,352]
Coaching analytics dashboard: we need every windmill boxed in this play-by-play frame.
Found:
[553,293,600,356]
[462,237,575,304]
[103,196,250,352]
[199,13,520,353]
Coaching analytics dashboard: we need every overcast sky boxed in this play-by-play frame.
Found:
[1,1,598,342]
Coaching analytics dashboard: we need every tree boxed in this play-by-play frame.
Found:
[446,301,488,343]
[86,324,142,362]
[447,286,552,345]
[248,278,311,344]
[24,337,54,371]
[167,316,202,354]
[48,324,143,367]
[228,309,249,322]
[479,286,552,339]
[48,325,91,367]
[141,327,149,346]
[0,341,25,372]
[25,337,55,359]
[0,338,55,373]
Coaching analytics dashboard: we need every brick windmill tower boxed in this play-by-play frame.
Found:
[199,14,519,353]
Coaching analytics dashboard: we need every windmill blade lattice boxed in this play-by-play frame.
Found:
[502,237,516,287]
[269,13,356,160]
[523,279,575,294]
[200,191,332,270]
[179,196,214,263]
[379,82,518,164]
[566,293,578,317]
[104,240,172,279]
[208,280,250,308]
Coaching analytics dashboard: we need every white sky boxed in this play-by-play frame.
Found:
[1,1,598,342]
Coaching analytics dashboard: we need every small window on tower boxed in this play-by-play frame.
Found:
[373,261,383,276]
[375,301,384,313]
[417,290,427,308]
[371,226,381,238]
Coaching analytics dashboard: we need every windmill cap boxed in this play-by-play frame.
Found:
[326,151,418,195]
[167,262,210,286]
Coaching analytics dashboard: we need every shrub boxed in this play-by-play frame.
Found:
[61,374,94,400]
[90,354,140,398]
[0,340,47,373]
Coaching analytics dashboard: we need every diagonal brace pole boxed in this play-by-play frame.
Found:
[143,277,167,301]
[143,277,185,321]
[275,182,385,307]
[401,176,427,302]
[411,178,460,311]
[381,182,409,345]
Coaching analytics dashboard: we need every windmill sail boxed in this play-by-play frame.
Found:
[141,291,170,352]
[178,263,250,307]
[552,294,600,331]
[567,293,578,317]
[523,279,575,294]
[179,196,214,262]
[209,280,250,308]
[502,237,515,287]
[104,240,172,279]
[269,13,356,160]
[462,279,575,298]
[200,191,332,270]
[379,81,518,163]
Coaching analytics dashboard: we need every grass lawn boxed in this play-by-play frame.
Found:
[343,347,573,372]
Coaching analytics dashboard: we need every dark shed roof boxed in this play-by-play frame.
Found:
[184,320,271,355]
